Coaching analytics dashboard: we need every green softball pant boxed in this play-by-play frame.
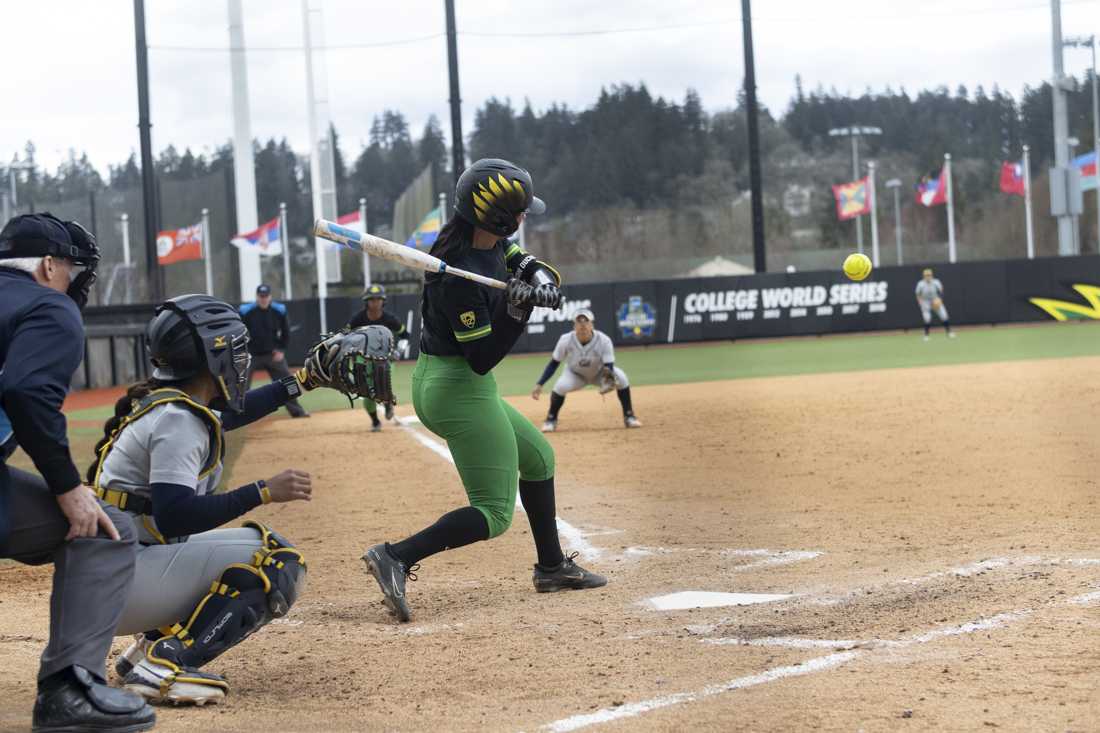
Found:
[411,353,555,538]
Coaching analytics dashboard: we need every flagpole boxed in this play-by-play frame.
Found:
[359,197,370,286]
[280,202,292,299]
[944,153,957,263]
[1023,145,1035,259]
[201,208,213,296]
[868,161,880,267]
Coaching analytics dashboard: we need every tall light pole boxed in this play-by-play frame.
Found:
[885,178,903,265]
[7,156,33,218]
[742,0,766,273]
[1065,33,1099,252]
[828,126,882,254]
[1050,0,1078,255]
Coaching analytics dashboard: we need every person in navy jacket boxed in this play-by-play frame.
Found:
[239,284,308,418]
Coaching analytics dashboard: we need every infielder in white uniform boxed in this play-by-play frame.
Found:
[915,268,955,340]
[531,308,641,431]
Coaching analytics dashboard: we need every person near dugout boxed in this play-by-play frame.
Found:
[239,284,309,417]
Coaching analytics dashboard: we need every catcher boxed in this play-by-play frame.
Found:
[345,283,409,431]
[87,294,393,706]
[531,308,641,432]
[915,268,955,340]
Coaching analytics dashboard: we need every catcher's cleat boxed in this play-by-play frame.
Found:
[624,414,642,429]
[123,658,227,707]
[115,634,153,679]
[363,544,417,622]
[385,402,395,421]
[541,419,557,433]
[532,552,607,593]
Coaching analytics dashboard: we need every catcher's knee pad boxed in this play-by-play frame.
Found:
[150,521,307,674]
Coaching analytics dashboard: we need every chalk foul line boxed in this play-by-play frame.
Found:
[394,415,603,561]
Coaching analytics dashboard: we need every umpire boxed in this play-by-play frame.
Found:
[0,214,155,732]
[240,284,309,418]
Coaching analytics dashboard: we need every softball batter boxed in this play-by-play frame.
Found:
[532,308,641,431]
[88,295,389,706]
[363,158,606,623]
[345,283,409,430]
[915,268,955,340]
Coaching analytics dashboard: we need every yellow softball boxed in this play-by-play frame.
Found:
[843,253,872,282]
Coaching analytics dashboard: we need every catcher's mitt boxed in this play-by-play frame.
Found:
[596,366,616,395]
[932,297,943,310]
[299,325,395,405]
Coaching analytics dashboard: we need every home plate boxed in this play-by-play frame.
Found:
[643,591,792,611]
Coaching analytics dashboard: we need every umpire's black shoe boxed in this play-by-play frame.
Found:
[33,665,156,733]
[533,552,608,593]
[363,543,417,622]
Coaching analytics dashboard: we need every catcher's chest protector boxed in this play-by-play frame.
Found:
[93,389,225,529]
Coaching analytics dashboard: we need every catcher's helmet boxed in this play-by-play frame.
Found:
[453,158,545,237]
[146,294,251,414]
[0,212,100,310]
[362,283,386,301]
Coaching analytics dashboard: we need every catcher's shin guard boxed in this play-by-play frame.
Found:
[128,521,306,703]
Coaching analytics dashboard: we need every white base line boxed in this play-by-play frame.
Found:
[543,652,857,733]
[394,416,602,560]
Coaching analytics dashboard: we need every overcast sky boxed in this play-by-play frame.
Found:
[2,0,1097,174]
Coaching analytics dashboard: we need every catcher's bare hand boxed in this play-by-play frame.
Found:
[266,469,312,503]
[531,384,543,400]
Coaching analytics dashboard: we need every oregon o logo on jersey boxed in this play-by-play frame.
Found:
[617,296,657,339]
[459,311,477,328]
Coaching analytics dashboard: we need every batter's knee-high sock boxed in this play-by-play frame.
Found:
[548,392,565,420]
[388,507,490,566]
[617,387,635,417]
[519,477,565,569]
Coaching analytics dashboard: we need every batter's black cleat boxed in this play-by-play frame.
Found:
[363,543,417,622]
[33,665,156,733]
[532,552,607,593]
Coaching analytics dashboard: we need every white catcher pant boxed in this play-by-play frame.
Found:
[920,302,949,323]
[552,367,629,396]
[116,527,264,635]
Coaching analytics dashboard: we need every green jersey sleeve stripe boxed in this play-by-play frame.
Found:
[454,325,493,342]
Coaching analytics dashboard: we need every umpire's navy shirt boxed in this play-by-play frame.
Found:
[0,267,85,494]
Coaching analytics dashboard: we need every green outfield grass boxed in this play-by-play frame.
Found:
[60,321,1100,423]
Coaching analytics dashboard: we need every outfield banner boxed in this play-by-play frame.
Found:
[76,254,1100,387]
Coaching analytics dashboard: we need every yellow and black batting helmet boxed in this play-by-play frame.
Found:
[362,283,386,301]
[454,158,546,237]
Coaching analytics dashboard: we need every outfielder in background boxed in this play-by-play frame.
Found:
[0,214,156,733]
[362,158,606,623]
[86,295,391,707]
[240,284,309,418]
[345,283,409,430]
[532,308,642,432]
[915,268,955,340]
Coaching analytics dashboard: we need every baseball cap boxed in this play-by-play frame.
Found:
[256,284,272,296]
[573,308,594,322]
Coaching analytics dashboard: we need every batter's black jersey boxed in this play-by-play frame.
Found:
[419,240,511,357]
[346,308,407,339]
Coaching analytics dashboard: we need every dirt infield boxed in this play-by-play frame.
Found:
[2,357,1098,732]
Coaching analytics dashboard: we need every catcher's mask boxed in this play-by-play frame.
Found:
[0,212,100,311]
[146,294,252,414]
[453,158,545,238]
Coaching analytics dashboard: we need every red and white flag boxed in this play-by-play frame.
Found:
[915,168,947,207]
[157,223,203,265]
[999,161,1026,196]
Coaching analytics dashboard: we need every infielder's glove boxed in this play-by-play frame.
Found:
[932,297,943,310]
[298,325,396,405]
[597,366,616,395]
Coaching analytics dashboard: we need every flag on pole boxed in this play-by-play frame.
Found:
[831,177,871,221]
[231,217,282,256]
[1072,150,1098,191]
[156,222,203,265]
[915,169,948,207]
[999,160,1026,196]
[336,211,362,227]
[405,205,443,250]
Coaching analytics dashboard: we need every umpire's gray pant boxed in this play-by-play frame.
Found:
[0,465,138,683]
[246,351,307,417]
